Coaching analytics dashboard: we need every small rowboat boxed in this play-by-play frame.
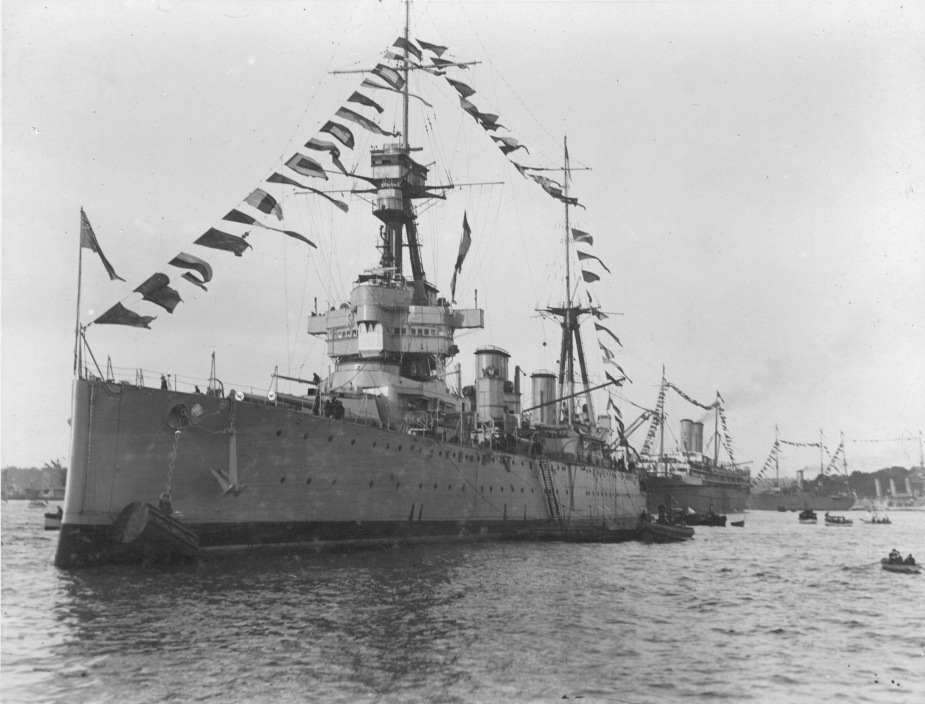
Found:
[881,559,921,574]
[824,515,852,526]
[639,521,694,543]
[44,507,62,531]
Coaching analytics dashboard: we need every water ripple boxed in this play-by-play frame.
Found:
[2,504,924,703]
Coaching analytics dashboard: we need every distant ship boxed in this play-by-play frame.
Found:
[637,372,751,515]
[747,487,855,512]
[56,4,646,567]
[747,427,855,511]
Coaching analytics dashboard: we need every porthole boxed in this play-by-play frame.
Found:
[433,484,438,490]
[419,483,424,489]
[351,439,356,445]
[306,478,312,485]
[328,435,333,442]
[398,445,402,451]
[276,429,282,437]
[280,477,286,483]
[369,481,374,488]
[332,479,337,485]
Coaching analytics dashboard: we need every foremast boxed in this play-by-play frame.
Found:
[307,0,483,430]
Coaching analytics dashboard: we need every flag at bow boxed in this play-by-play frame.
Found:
[450,212,472,303]
[80,208,124,281]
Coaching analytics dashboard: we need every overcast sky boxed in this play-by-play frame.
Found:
[2,0,923,474]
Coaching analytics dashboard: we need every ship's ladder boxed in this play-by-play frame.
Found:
[538,459,562,524]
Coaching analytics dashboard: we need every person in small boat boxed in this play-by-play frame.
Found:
[904,554,916,565]
[888,548,902,564]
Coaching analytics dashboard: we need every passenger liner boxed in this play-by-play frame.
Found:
[56,4,645,567]
[637,373,750,515]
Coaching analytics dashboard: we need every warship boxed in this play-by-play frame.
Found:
[56,4,646,567]
[747,428,854,511]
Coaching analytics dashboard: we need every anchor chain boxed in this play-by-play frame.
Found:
[160,426,182,515]
[159,399,236,513]
[186,398,237,436]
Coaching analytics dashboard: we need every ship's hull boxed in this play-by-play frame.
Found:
[56,379,646,567]
[747,492,855,512]
[644,476,750,515]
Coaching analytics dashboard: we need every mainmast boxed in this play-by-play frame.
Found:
[774,424,780,485]
[819,428,825,478]
[659,367,667,472]
[552,136,596,430]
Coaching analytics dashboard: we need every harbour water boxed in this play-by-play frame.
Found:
[2,502,922,703]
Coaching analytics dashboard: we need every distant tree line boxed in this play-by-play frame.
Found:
[1,460,67,500]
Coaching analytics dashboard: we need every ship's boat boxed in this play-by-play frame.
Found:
[797,509,817,523]
[55,5,648,568]
[823,513,852,526]
[859,513,891,525]
[638,520,694,544]
[673,507,727,527]
[637,373,750,516]
[881,558,921,574]
[44,506,63,531]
